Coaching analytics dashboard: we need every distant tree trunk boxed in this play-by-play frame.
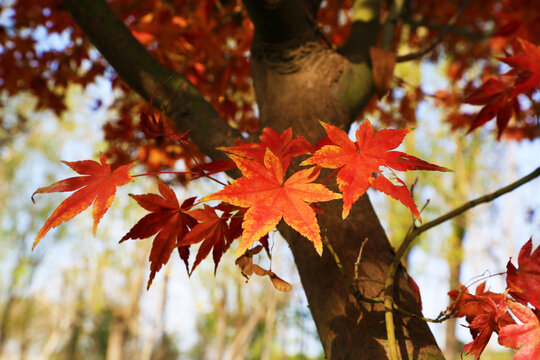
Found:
[152,268,171,360]
[106,250,145,360]
[260,290,278,360]
[444,135,470,360]
[215,296,226,360]
[0,291,15,356]
[65,297,84,360]
[0,251,39,357]
[444,221,466,360]
[106,256,145,360]
[105,314,125,360]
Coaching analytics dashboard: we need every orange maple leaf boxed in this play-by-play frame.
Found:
[204,149,341,256]
[302,121,450,219]
[32,154,133,249]
[120,180,197,288]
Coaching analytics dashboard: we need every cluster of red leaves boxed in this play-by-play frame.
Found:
[103,96,208,175]
[1,0,108,115]
[32,121,448,287]
[465,39,540,138]
[119,180,244,288]
[447,238,540,359]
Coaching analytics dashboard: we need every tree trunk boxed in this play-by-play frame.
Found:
[63,0,445,358]
[106,249,145,360]
[444,135,470,360]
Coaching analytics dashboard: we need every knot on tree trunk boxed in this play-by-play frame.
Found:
[251,36,327,74]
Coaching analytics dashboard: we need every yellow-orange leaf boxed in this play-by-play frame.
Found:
[32,154,133,248]
[204,149,341,256]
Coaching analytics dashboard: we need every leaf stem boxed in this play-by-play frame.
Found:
[322,168,340,186]
[132,171,201,178]
[132,170,228,186]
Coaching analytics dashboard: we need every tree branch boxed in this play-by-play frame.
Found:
[63,0,240,161]
[243,0,316,44]
[340,0,381,59]
[396,0,470,62]
[383,165,540,360]
[400,17,491,42]
[380,0,405,51]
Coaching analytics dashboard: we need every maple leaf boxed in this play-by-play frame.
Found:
[120,180,197,289]
[461,295,511,360]
[447,283,515,360]
[32,154,133,249]
[506,238,540,309]
[498,301,540,360]
[204,149,341,256]
[302,121,450,219]
[220,127,315,169]
[180,204,237,274]
[465,77,519,138]
[499,39,540,96]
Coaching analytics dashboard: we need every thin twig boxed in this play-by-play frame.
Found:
[323,235,460,323]
[322,235,383,304]
[400,17,491,42]
[397,0,470,62]
[383,165,540,360]
[354,238,368,281]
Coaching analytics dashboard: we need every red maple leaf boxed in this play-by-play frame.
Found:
[461,295,511,360]
[120,180,197,288]
[204,149,341,256]
[180,204,238,274]
[32,154,133,249]
[498,301,540,360]
[506,238,540,309]
[302,121,450,219]
[465,77,519,138]
[499,39,540,96]
[447,283,515,360]
[220,127,315,169]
